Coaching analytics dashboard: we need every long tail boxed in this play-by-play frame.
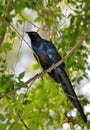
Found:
[49,68,87,122]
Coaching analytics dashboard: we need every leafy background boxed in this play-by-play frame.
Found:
[0,0,90,129]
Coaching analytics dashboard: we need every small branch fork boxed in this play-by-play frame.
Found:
[0,32,90,99]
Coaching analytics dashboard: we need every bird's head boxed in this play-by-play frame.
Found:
[26,31,41,43]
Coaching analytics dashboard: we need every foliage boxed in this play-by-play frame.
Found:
[0,0,90,130]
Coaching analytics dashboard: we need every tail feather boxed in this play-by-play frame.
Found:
[49,67,87,122]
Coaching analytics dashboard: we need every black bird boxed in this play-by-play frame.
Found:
[26,31,87,122]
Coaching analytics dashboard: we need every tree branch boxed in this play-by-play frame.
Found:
[0,32,90,99]
[17,111,31,130]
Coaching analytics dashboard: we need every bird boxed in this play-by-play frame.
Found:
[26,31,87,122]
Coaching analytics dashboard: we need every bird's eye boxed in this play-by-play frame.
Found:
[32,32,35,35]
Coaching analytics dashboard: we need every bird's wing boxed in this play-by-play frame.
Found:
[38,52,53,70]
[44,40,65,68]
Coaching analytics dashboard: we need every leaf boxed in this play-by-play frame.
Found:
[9,122,24,130]
[0,125,6,130]
[13,0,26,11]
[0,114,5,121]
[88,66,90,70]
[18,71,25,80]
[0,42,12,53]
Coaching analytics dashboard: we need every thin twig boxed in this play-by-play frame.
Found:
[14,21,25,70]
[1,17,41,72]
[0,32,90,99]
[1,17,31,49]
[16,110,31,130]
[22,80,35,102]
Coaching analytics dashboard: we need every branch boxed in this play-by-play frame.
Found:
[9,102,30,129]
[17,111,31,130]
[0,32,90,99]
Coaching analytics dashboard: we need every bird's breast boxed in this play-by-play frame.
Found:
[38,53,47,60]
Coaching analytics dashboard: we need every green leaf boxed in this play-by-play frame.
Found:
[0,42,12,53]
[0,114,5,121]
[0,125,6,130]
[9,122,24,130]
[18,71,25,80]
[88,66,90,70]
[13,0,26,12]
